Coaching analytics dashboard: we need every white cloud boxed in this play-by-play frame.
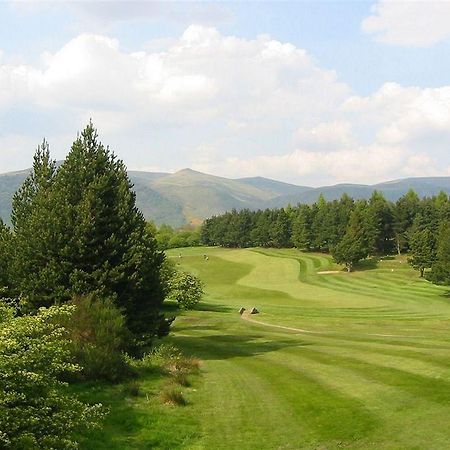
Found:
[0,25,450,185]
[362,0,450,47]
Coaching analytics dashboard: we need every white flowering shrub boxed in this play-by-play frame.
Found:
[0,303,104,449]
[168,271,204,309]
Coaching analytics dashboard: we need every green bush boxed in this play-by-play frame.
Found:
[64,295,130,382]
[0,303,103,449]
[168,271,204,309]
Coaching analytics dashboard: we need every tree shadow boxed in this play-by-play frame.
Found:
[194,302,233,313]
[355,257,379,271]
[172,332,310,361]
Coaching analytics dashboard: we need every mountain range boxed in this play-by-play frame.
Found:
[1,167,449,227]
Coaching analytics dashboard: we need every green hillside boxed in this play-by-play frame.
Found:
[1,166,449,226]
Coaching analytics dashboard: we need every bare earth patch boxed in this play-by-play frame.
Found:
[317,270,341,275]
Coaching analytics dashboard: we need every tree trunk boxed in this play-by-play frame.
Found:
[420,267,424,277]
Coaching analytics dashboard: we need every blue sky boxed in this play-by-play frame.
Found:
[1,1,450,185]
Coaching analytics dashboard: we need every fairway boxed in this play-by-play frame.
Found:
[165,247,450,450]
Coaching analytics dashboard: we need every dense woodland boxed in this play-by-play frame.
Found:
[201,191,450,281]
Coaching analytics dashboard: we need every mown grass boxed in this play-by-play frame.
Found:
[79,246,450,449]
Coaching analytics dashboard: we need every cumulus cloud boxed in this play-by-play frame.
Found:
[1,25,450,184]
[362,0,450,47]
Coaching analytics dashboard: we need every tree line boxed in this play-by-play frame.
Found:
[200,191,450,281]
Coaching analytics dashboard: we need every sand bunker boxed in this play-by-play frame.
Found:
[317,270,341,275]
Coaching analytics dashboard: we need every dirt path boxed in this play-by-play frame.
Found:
[240,313,426,339]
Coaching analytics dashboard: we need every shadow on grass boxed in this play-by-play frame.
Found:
[173,332,310,361]
[72,382,144,450]
[194,302,233,313]
[354,257,379,271]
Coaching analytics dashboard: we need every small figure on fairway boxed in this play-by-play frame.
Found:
[250,307,259,314]
[239,307,246,315]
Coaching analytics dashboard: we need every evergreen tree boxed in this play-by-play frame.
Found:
[311,194,332,251]
[365,191,394,255]
[408,227,436,277]
[291,204,312,250]
[0,219,11,294]
[392,189,420,254]
[9,141,59,305]
[430,222,450,284]
[332,202,368,272]
[10,124,165,351]
[270,209,291,248]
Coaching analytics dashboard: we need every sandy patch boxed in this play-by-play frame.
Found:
[317,270,341,275]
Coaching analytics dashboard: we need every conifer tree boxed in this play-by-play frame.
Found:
[9,141,60,306]
[408,225,436,278]
[0,219,11,294]
[430,222,450,284]
[331,201,368,272]
[10,124,165,350]
[392,189,420,254]
[291,204,312,250]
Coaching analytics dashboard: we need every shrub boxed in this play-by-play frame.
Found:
[64,295,131,382]
[168,271,204,309]
[0,303,104,449]
[172,372,190,387]
[160,386,187,406]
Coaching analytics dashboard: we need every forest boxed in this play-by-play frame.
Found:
[200,191,450,281]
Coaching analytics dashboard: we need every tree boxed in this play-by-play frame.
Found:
[408,228,436,277]
[331,203,368,272]
[270,209,292,248]
[430,222,450,284]
[168,271,204,309]
[0,303,103,449]
[9,141,59,306]
[291,205,312,250]
[393,189,420,254]
[0,220,11,294]
[365,191,394,255]
[10,124,165,351]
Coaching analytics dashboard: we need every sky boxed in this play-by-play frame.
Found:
[1,0,450,186]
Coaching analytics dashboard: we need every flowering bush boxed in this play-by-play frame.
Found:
[0,303,104,449]
[168,271,204,309]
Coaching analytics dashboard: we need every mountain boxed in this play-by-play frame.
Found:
[1,166,449,227]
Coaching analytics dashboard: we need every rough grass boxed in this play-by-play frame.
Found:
[79,247,450,449]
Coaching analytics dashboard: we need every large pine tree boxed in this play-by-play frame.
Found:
[10,124,165,349]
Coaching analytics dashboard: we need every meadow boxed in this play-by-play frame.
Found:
[80,247,450,450]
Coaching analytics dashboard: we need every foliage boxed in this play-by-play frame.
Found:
[63,295,130,382]
[0,303,103,449]
[154,223,201,250]
[201,191,449,281]
[9,123,166,352]
[332,203,368,272]
[430,222,450,284]
[168,271,204,309]
[0,219,11,293]
[159,258,177,298]
[408,228,436,277]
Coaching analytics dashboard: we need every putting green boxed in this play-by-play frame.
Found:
[167,247,450,450]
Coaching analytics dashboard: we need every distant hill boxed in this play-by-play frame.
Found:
[1,166,449,227]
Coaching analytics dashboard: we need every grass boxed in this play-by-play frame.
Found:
[79,247,450,449]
